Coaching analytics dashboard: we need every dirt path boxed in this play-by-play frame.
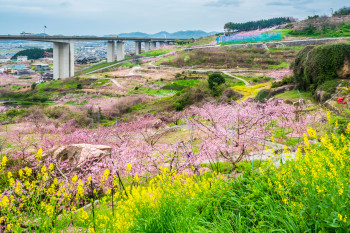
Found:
[109,78,124,89]
[222,71,250,86]
[128,66,142,76]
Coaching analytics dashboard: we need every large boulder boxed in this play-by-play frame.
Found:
[314,89,328,103]
[44,144,112,167]
[337,58,350,79]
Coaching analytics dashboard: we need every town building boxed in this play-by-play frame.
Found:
[17,56,28,62]
[32,62,50,71]
[11,64,27,74]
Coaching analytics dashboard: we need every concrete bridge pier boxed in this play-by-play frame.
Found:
[145,42,151,51]
[150,41,157,50]
[116,41,125,61]
[159,41,165,47]
[53,42,74,80]
[135,41,142,55]
[107,41,115,62]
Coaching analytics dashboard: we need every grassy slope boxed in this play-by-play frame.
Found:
[190,35,217,46]
[275,90,313,102]
[270,23,350,39]
[137,49,172,57]
[161,47,299,69]
[75,61,117,75]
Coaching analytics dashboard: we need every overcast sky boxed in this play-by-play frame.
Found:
[0,0,347,35]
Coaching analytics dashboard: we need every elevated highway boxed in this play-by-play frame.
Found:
[0,35,185,79]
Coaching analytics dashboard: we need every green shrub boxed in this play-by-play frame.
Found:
[161,83,186,91]
[5,109,25,119]
[31,82,37,90]
[44,106,70,119]
[292,43,350,92]
[317,79,340,93]
[271,76,294,88]
[208,73,225,90]
[255,89,270,102]
[172,82,212,111]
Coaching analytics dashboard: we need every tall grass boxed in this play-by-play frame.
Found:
[200,126,350,232]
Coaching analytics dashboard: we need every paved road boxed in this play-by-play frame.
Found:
[85,59,133,75]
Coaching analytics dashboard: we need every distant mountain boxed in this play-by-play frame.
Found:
[118,30,218,39]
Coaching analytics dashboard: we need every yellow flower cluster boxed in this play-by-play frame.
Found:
[268,125,350,226]
[74,166,224,232]
[0,149,224,232]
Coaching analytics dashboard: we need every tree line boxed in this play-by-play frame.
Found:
[224,17,291,32]
[11,48,53,60]
[333,6,350,16]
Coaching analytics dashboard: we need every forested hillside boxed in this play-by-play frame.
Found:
[224,17,291,32]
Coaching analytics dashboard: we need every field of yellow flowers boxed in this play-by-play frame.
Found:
[0,122,350,232]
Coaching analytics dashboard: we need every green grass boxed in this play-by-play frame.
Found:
[11,85,21,91]
[137,48,172,57]
[286,137,302,146]
[268,28,293,39]
[234,75,272,84]
[75,61,115,75]
[275,90,313,102]
[201,160,268,174]
[92,79,110,88]
[191,35,218,46]
[38,80,78,90]
[0,78,98,108]
[173,79,200,87]
[278,23,350,38]
[121,62,136,68]
[153,56,175,66]
[131,79,202,97]
[129,87,176,96]
[199,130,350,232]
[66,100,88,105]
[268,46,303,51]
[201,161,234,173]
[268,61,289,69]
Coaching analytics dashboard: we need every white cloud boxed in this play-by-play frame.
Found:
[0,0,347,35]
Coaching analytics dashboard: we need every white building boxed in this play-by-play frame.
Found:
[17,56,28,62]
[0,58,10,63]
[0,65,9,73]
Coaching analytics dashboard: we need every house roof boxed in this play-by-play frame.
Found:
[11,64,26,70]
[32,63,49,66]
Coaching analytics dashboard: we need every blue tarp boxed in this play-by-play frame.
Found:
[217,32,282,44]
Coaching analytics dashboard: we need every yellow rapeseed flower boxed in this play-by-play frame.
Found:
[126,163,132,174]
[36,148,43,161]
